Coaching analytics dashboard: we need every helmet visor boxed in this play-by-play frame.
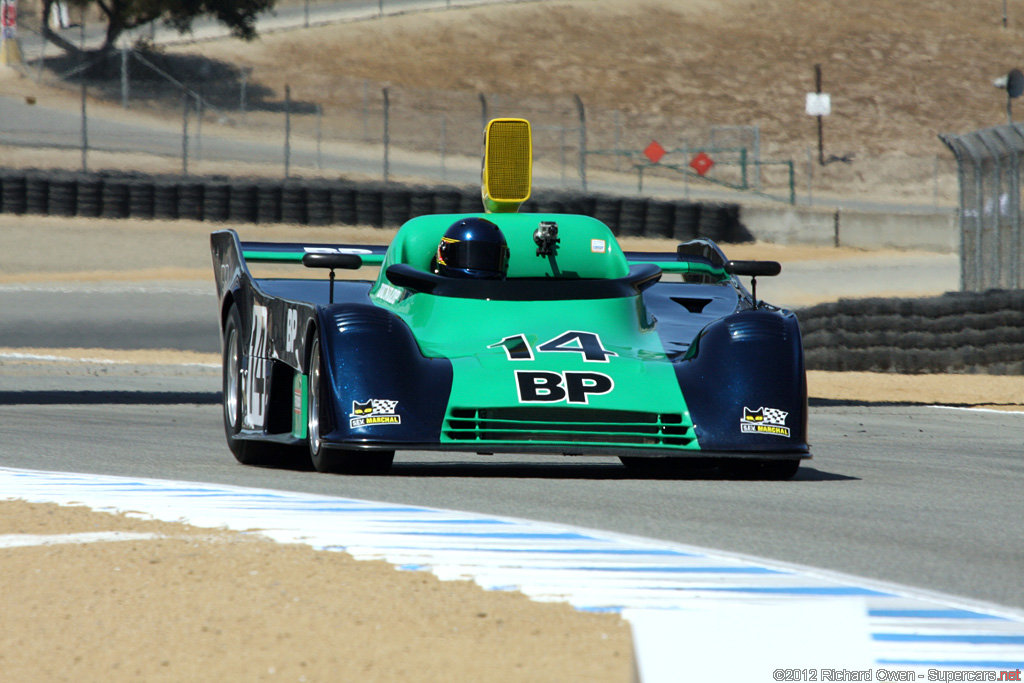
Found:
[439,239,509,274]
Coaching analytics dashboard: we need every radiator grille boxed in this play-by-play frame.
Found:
[444,407,694,448]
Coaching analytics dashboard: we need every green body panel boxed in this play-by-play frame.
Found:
[291,373,308,439]
[369,213,699,450]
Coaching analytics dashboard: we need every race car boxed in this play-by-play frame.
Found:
[211,118,809,478]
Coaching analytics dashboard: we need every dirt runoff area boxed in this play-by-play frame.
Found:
[0,216,1022,682]
[0,501,631,682]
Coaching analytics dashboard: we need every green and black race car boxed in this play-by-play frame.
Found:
[211,119,809,478]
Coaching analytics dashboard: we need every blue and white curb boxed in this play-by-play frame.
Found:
[1,467,1022,681]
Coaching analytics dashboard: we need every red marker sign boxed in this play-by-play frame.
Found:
[690,151,714,176]
[644,141,666,164]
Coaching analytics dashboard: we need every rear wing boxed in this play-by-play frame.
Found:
[624,239,730,281]
[241,241,388,267]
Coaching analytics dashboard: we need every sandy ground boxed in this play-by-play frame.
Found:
[0,501,631,682]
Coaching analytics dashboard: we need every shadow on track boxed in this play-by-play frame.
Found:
[0,391,221,405]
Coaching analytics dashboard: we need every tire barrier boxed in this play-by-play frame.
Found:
[280,183,307,225]
[177,182,204,222]
[228,183,258,224]
[127,179,155,220]
[25,172,50,216]
[153,180,178,221]
[305,182,332,227]
[797,290,1024,374]
[46,173,77,217]
[100,178,130,219]
[77,176,102,218]
[203,181,230,223]
[0,169,752,243]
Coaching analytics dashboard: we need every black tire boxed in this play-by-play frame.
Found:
[203,182,230,223]
[177,182,204,222]
[307,336,394,475]
[25,173,49,216]
[228,183,258,224]
[222,305,285,466]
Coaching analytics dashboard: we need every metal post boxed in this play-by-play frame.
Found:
[284,85,291,178]
[994,128,1021,287]
[304,0,309,28]
[362,79,369,141]
[440,114,447,181]
[181,91,189,176]
[573,94,587,193]
[479,93,488,132]
[806,148,814,206]
[80,81,88,172]
[316,104,322,170]
[195,95,203,163]
[815,63,825,166]
[382,87,390,182]
[120,48,129,109]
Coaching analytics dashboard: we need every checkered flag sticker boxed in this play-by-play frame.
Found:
[762,407,788,425]
[372,399,398,415]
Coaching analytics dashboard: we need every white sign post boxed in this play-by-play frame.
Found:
[807,64,831,165]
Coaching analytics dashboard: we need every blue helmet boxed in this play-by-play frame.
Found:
[434,217,509,279]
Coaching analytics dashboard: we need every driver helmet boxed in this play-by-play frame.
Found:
[434,217,509,279]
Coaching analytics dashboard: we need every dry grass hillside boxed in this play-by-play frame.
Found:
[11,0,1024,203]
[172,0,1024,202]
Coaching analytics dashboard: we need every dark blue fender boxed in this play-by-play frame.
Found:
[315,304,454,448]
[674,309,809,454]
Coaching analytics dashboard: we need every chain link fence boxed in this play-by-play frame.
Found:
[4,37,810,199]
[940,124,1024,292]
[2,19,955,212]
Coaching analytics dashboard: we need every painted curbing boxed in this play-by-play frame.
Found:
[0,467,1022,681]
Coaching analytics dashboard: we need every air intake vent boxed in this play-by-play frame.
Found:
[444,407,694,448]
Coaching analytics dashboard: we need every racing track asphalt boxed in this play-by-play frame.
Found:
[1,274,1020,615]
[1,369,1022,613]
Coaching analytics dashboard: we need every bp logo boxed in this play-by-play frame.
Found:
[740,406,790,438]
[350,399,401,428]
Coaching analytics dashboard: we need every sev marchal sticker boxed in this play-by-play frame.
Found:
[740,406,790,438]
[350,399,401,428]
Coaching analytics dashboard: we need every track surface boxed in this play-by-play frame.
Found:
[2,374,1021,611]
[1,280,1021,615]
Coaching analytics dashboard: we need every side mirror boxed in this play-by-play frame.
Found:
[302,253,362,304]
[725,260,781,277]
[724,260,781,309]
[302,253,362,270]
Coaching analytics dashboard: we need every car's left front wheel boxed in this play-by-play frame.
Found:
[307,335,394,475]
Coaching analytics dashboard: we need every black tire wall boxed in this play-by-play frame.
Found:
[797,290,1024,375]
[0,169,753,242]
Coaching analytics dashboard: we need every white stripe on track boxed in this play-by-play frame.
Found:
[0,466,1021,681]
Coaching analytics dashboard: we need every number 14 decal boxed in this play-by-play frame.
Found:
[488,331,618,363]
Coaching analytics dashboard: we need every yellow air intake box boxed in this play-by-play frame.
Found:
[482,118,532,213]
